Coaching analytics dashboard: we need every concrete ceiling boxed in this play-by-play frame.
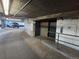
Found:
[1,0,79,18]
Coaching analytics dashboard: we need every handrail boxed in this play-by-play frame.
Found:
[48,31,79,48]
[48,31,79,37]
[59,40,79,47]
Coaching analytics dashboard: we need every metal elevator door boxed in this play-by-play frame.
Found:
[35,21,40,36]
[48,20,57,41]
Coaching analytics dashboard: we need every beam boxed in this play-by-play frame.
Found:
[14,0,32,16]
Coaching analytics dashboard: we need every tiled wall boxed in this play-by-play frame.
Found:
[56,18,79,50]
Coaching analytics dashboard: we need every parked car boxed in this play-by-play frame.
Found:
[12,23,19,28]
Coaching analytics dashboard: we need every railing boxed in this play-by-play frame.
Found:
[48,31,79,48]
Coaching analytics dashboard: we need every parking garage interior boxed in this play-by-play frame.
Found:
[0,0,79,59]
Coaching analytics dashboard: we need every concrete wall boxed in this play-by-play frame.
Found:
[24,19,49,37]
[56,18,79,50]
[24,19,34,37]
[40,22,48,37]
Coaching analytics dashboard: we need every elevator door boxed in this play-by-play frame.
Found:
[48,21,57,40]
[35,21,40,36]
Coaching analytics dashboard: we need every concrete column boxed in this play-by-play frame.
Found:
[1,19,6,29]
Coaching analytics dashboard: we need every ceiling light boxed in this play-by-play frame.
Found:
[2,0,10,15]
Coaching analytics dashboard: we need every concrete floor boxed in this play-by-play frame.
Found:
[1,29,78,59]
[0,29,40,59]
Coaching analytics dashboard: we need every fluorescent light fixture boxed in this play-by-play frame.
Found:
[2,0,10,15]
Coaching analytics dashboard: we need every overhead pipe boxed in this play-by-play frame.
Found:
[14,0,32,16]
